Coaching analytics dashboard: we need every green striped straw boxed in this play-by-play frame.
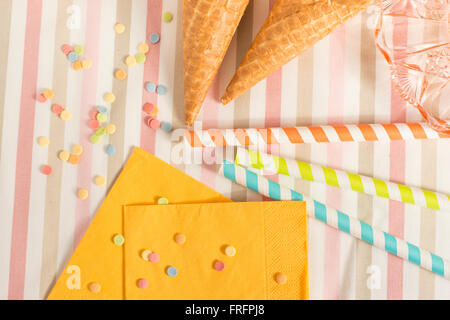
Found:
[236,148,450,211]
[220,160,450,279]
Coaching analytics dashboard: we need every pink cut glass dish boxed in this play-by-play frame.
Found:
[375,0,450,134]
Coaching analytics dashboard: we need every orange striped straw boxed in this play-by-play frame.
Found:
[184,122,450,148]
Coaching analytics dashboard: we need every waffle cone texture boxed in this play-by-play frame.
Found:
[221,0,373,105]
[183,0,250,126]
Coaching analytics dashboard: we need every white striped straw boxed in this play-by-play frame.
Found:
[219,161,450,279]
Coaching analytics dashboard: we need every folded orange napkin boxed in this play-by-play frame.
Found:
[47,147,308,300]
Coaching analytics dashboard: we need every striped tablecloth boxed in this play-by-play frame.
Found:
[1,0,450,300]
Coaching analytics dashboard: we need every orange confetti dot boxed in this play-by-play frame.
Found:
[43,89,55,99]
[88,282,101,293]
[68,154,81,165]
[115,69,127,80]
[73,60,83,71]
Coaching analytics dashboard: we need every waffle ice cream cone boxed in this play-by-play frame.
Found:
[184,0,250,126]
[221,0,373,105]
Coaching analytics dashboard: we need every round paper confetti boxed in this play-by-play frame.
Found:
[89,109,99,119]
[105,144,116,156]
[43,89,55,99]
[161,122,173,132]
[37,94,47,103]
[82,59,92,69]
[41,165,52,176]
[225,246,236,257]
[113,234,125,246]
[125,55,136,66]
[135,53,146,64]
[97,106,108,114]
[145,82,156,93]
[104,92,116,104]
[90,134,101,144]
[137,278,149,289]
[149,252,160,263]
[52,104,64,114]
[74,45,84,55]
[89,120,100,130]
[77,188,89,200]
[60,109,72,121]
[138,42,149,54]
[68,52,79,63]
[115,69,127,80]
[96,127,107,137]
[114,23,126,34]
[143,103,154,114]
[149,33,160,44]
[162,12,173,23]
[68,154,81,165]
[72,144,83,156]
[156,85,167,95]
[96,113,108,123]
[158,197,169,205]
[166,266,178,277]
[214,260,225,272]
[275,273,287,285]
[62,44,73,55]
[72,60,83,71]
[149,105,159,116]
[148,118,161,130]
[38,136,50,147]
[106,124,116,135]
[58,150,70,162]
[174,233,186,245]
[88,282,101,293]
[94,175,106,187]
[58,150,71,162]
[141,249,151,261]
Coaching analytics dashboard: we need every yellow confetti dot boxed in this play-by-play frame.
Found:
[150,105,159,116]
[125,55,136,67]
[60,109,72,121]
[43,89,55,99]
[72,60,83,71]
[94,175,106,186]
[138,42,149,54]
[38,136,50,147]
[58,150,70,162]
[104,92,116,104]
[115,69,127,81]
[225,245,236,257]
[72,144,83,156]
[106,123,116,135]
[114,23,126,34]
[141,249,151,261]
[77,188,89,200]
[162,12,173,23]
[82,59,92,69]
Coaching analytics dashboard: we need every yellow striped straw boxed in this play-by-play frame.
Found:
[235,148,450,212]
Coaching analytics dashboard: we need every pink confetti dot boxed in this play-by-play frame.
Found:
[214,260,225,272]
[89,119,100,130]
[89,109,99,120]
[37,94,47,103]
[41,165,52,176]
[62,44,73,55]
[52,104,64,114]
[137,278,149,289]
[147,118,161,130]
[149,252,160,263]
[143,103,154,114]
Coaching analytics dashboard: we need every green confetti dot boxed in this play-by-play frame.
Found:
[113,234,125,246]
[162,12,173,23]
[96,113,108,123]
[95,127,107,137]
[90,134,101,144]
[135,53,146,64]
[158,197,169,205]
[74,45,84,55]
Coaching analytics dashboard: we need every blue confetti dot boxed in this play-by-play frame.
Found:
[161,122,172,132]
[105,144,116,156]
[149,33,160,44]
[156,85,167,95]
[167,266,178,277]
[97,106,108,114]
[68,52,79,63]
[145,82,157,93]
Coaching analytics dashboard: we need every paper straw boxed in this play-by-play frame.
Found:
[219,160,450,279]
[235,148,450,212]
[185,122,449,148]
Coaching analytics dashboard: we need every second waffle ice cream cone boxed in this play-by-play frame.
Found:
[221,0,373,105]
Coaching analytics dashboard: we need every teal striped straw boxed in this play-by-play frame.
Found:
[220,160,449,279]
